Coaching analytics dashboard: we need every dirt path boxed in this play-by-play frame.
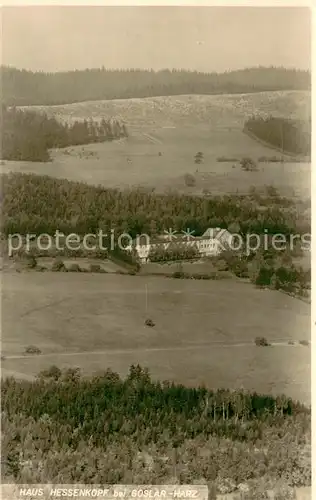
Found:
[142,132,162,144]
[2,340,307,361]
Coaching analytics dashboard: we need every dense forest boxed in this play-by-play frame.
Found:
[1,366,311,495]
[1,66,311,106]
[1,106,128,162]
[244,115,311,158]
[1,173,309,238]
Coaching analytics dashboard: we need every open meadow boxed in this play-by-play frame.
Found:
[3,90,310,198]
[2,271,311,405]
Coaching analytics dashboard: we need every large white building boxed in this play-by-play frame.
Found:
[126,228,234,264]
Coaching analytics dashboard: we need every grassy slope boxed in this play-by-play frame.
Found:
[1,90,310,198]
[2,272,311,404]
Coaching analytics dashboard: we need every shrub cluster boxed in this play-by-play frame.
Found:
[216,249,310,298]
[149,244,200,263]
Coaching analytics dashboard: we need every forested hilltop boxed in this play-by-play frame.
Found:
[1,366,311,496]
[1,66,311,106]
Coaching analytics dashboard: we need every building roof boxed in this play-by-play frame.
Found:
[131,228,232,247]
[201,228,231,240]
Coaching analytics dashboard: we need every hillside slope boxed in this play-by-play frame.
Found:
[21,90,310,128]
[2,90,310,198]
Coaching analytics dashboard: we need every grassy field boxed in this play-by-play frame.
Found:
[2,271,311,404]
[2,90,310,198]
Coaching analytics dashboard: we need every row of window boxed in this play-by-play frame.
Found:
[135,240,219,249]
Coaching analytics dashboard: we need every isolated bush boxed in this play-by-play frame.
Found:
[51,258,65,272]
[255,337,269,347]
[25,345,41,355]
[194,152,204,164]
[145,318,155,327]
[37,365,62,381]
[240,157,258,172]
[299,340,309,346]
[184,173,196,187]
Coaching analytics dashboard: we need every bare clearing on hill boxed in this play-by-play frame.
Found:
[3,90,309,198]
[21,90,310,127]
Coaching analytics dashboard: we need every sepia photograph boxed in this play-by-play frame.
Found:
[0,4,312,499]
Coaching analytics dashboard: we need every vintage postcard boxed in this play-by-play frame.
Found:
[0,3,312,499]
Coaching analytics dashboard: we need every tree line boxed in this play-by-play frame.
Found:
[1,66,311,106]
[166,246,310,298]
[1,173,308,239]
[2,365,308,440]
[1,105,128,162]
[244,115,311,157]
